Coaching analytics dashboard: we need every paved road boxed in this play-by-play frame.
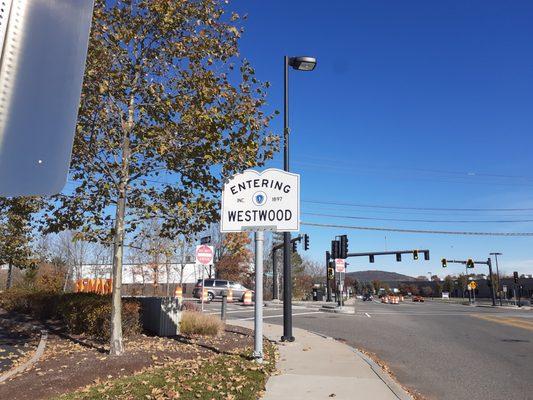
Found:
[203,299,533,400]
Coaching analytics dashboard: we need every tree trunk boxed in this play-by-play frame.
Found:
[6,260,13,289]
[62,262,71,292]
[110,184,127,355]
[109,98,134,355]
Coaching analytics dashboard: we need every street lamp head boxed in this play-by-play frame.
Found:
[490,252,502,256]
[288,56,317,71]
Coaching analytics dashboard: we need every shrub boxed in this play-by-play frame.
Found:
[0,290,140,340]
[180,311,223,336]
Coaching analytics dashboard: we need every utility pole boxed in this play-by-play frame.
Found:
[490,252,503,306]
[326,251,332,302]
[487,258,496,307]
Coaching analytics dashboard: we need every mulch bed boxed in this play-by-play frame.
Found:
[0,311,255,400]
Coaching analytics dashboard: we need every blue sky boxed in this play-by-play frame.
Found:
[231,0,533,277]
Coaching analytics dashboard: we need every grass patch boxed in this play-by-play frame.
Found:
[55,342,277,400]
[180,311,224,336]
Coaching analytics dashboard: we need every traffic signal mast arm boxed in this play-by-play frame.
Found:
[272,235,304,252]
[346,249,430,260]
[444,259,489,266]
[442,258,496,306]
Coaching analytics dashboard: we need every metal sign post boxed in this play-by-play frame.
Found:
[195,245,214,312]
[254,231,264,363]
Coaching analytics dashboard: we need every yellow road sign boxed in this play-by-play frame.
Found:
[468,281,477,290]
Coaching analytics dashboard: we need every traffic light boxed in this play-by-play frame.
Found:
[327,267,334,280]
[441,258,447,268]
[339,235,348,259]
[369,254,375,263]
[466,258,474,268]
[513,271,519,283]
[424,251,430,261]
[413,250,419,260]
[331,240,340,259]
[292,241,297,253]
[304,234,309,251]
[396,253,402,262]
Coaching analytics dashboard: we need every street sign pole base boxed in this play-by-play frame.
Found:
[281,336,295,342]
[253,351,263,364]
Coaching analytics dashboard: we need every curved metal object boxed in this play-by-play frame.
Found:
[0,0,94,196]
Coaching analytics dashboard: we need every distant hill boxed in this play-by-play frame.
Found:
[345,270,416,282]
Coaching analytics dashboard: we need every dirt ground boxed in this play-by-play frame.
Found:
[0,312,255,400]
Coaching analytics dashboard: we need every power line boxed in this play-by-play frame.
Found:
[301,222,533,236]
[302,212,533,224]
[302,200,533,212]
[304,203,533,218]
[294,156,533,181]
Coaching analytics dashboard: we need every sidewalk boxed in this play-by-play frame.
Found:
[229,320,411,400]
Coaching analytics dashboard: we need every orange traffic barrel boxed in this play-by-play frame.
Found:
[100,278,106,294]
[105,278,113,294]
[75,279,82,293]
[95,278,102,294]
[243,290,253,306]
[82,279,89,292]
[227,288,233,303]
[174,286,183,301]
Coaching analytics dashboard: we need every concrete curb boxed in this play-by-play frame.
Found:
[307,329,412,400]
[476,304,531,310]
[0,329,48,383]
[320,305,355,314]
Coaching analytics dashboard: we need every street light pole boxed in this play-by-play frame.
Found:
[281,55,316,343]
[490,252,503,306]
[282,56,294,342]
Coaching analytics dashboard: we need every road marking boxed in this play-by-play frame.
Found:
[365,312,371,318]
[238,311,323,321]
[473,315,533,332]
[206,308,256,315]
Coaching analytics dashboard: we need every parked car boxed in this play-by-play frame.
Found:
[192,279,252,302]
[381,296,389,304]
[412,295,425,302]
[362,294,373,301]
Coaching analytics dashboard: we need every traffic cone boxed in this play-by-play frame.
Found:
[174,286,183,302]
[243,290,253,306]
[227,288,233,303]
